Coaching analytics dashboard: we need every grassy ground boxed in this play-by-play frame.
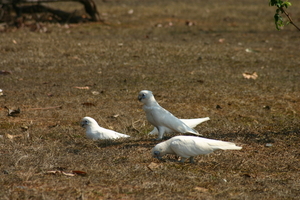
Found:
[0,0,300,199]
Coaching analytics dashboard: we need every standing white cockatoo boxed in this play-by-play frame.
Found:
[138,90,201,140]
[149,117,210,135]
[152,135,242,163]
[80,116,130,140]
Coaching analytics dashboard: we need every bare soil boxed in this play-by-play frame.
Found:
[0,0,300,199]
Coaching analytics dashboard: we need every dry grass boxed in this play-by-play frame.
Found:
[0,0,300,199]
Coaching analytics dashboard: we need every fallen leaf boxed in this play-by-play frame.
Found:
[6,133,23,139]
[6,134,16,139]
[112,114,119,118]
[218,38,225,43]
[72,170,87,176]
[245,48,260,53]
[147,162,160,171]
[21,125,29,131]
[74,86,90,90]
[128,9,134,14]
[62,171,76,177]
[241,173,252,178]
[81,102,96,107]
[243,72,258,80]
[0,70,12,75]
[46,170,85,177]
[245,48,253,53]
[92,91,100,95]
[48,124,60,128]
[4,106,20,117]
[194,187,209,193]
[72,56,80,60]
[185,21,195,26]
[46,170,59,175]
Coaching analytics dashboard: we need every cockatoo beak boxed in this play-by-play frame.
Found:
[80,121,86,128]
[153,151,162,160]
[138,93,146,101]
[138,95,143,101]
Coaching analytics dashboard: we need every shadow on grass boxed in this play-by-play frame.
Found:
[93,138,159,149]
[208,127,300,145]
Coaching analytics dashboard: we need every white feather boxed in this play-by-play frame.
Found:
[151,135,242,163]
[138,90,201,140]
[149,117,210,135]
[80,116,130,140]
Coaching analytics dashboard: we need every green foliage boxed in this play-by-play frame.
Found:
[269,0,292,30]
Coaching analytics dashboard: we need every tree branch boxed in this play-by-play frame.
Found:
[279,7,300,31]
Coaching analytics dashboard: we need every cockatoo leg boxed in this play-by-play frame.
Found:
[189,157,195,163]
[156,127,165,140]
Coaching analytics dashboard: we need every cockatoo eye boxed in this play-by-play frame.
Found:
[141,93,147,99]
[81,120,88,127]
[138,93,146,101]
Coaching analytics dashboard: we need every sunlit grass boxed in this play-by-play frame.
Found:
[0,0,299,199]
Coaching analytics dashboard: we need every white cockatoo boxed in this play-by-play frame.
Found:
[138,90,202,140]
[151,135,242,163]
[80,116,130,140]
[149,117,210,135]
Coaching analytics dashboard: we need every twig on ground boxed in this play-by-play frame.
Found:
[26,105,62,110]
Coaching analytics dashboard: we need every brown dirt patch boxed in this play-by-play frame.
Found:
[0,0,299,199]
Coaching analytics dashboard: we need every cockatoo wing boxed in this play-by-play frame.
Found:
[170,136,214,158]
[149,117,210,135]
[184,136,242,150]
[96,127,130,140]
[181,117,210,129]
[206,140,242,150]
[146,106,199,135]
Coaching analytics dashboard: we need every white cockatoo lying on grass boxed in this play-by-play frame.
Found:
[151,135,242,163]
[149,117,210,135]
[80,117,130,140]
[138,90,202,140]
